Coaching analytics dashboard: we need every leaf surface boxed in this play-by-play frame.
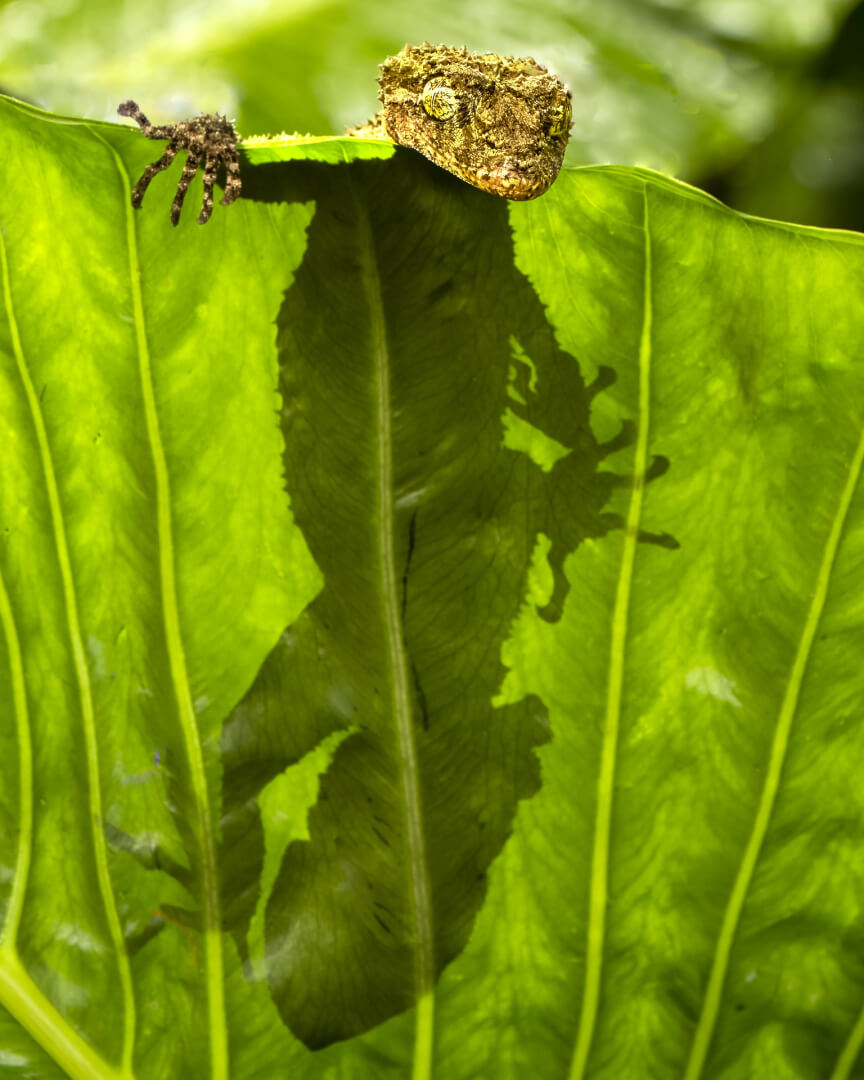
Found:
[0,97,317,1079]
[2,96,864,1080]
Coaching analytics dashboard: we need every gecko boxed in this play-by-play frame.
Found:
[117,43,572,226]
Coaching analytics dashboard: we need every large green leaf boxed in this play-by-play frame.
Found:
[2,93,864,1080]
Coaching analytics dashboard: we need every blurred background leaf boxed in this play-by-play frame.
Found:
[1,0,862,229]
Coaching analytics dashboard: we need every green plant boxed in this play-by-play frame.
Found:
[2,93,864,1080]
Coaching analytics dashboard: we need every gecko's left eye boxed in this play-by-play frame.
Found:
[421,77,459,121]
[548,98,572,137]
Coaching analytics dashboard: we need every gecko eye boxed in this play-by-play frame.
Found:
[548,98,571,137]
[421,77,459,121]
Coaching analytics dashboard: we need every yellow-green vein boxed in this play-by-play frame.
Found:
[683,420,864,1080]
[0,226,136,1073]
[568,183,653,1080]
[831,961,864,1080]
[353,187,436,1080]
[0,953,125,1080]
[88,127,228,1080]
[0,565,31,950]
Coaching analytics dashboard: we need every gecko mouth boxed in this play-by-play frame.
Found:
[467,162,556,201]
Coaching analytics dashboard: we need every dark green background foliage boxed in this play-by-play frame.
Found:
[2,1,864,1077]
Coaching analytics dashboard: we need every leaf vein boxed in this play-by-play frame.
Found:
[569,182,654,1080]
[86,126,227,1080]
[0,224,136,1072]
[683,400,864,1080]
[352,187,436,1080]
[0,564,32,951]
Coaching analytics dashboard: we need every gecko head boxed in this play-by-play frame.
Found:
[377,43,572,201]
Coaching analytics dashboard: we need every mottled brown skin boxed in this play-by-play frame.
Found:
[117,100,241,225]
[353,44,572,201]
[118,45,571,224]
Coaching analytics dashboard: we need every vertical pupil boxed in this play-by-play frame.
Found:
[422,79,457,119]
[550,101,570,135]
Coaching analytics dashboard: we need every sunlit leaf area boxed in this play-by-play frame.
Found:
[1,1,864,1077]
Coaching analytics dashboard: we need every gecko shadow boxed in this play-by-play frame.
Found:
[220,149,677,1049]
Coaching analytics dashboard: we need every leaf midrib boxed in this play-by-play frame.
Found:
[350,172,436,1080]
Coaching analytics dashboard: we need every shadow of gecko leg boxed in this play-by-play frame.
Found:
[221,149,675,1048]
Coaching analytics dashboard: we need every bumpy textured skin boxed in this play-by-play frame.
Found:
[353,43,572,201]
[117,100,241,225]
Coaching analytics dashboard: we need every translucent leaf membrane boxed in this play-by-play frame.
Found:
[0,97,317,1080]
[2,96,864,1080]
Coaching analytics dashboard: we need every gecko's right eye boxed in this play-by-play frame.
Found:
[547,97,572,137]
[421,77,459,121]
